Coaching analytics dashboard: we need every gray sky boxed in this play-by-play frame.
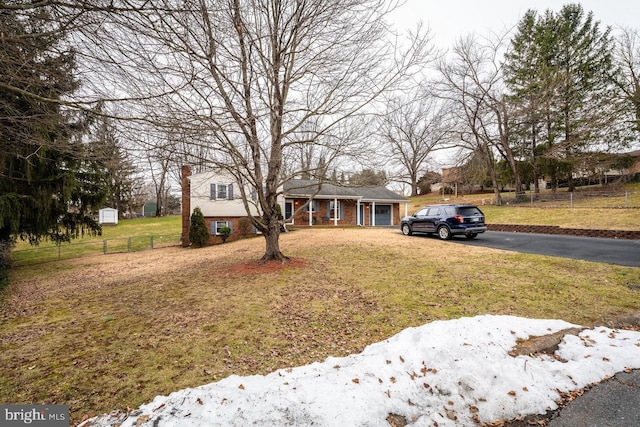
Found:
[393,0,640,49]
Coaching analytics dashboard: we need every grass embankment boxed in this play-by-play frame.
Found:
[409,182,640,230]
[1,227,639,424]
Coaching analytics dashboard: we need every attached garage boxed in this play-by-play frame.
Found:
[374,205,392,226]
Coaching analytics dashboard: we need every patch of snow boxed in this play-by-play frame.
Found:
[80,315,640,426]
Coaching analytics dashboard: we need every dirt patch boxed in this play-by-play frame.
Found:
[226,257,306,275]
[508,327,584,357]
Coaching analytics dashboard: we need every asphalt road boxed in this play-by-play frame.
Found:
[445,231,640,267]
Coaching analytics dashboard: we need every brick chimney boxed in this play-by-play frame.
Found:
[181,165,192,247]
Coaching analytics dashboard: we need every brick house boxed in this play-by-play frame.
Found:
[181,166,409,246]
[282,179,408,227]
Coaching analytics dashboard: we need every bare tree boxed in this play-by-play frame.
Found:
[436,30,542,203]
[435,35,515,205]
[380,93,449,196]
[614,26,640,135]
[77,0,433,260]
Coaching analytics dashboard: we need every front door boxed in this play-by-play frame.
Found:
[284,201,294,224]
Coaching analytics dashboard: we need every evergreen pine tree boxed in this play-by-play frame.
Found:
[0,3,104,247]
[504,4,619,192]
[189,207,209,247]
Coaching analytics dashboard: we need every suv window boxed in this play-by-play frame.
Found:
[415,208,428,216]
[457,206,483,215]
[443,207,456,216]
[427,208,440,216]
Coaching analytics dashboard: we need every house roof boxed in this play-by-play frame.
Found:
[283,179,407,203]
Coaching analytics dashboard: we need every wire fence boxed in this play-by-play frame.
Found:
[485,190,639,209]
[12,234,182,267]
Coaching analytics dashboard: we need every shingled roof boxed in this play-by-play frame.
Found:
[283,179,407,202]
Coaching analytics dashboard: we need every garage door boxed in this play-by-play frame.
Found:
[374,205,391,226]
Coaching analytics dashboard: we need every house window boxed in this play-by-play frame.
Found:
[211,220,234,235]
[210,183,234,200]
[303,200,319,212]
[328,200,343,220]
[217,184,228,199]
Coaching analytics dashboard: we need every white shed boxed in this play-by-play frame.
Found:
[99,208,119,225]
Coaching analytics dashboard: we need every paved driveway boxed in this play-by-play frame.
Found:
[446,231,640,267]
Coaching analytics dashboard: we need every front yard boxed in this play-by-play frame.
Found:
[1,228,639,424]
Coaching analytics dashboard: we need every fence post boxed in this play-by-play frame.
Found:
[58,243,61,260]
[127,237,131,252]
[570,193,573,209]
[530,189,533,208]
[151,235,154,249]
[626,191,628,208]
[103,240,107,255]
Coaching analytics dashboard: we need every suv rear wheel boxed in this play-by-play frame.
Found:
[401,223,413,236]
[437,225,451,240]
[466,233,478,239]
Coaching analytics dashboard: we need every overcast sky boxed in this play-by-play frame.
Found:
[393,0,640,50]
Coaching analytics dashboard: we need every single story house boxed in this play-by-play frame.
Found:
[282,179,408,227]
[181,166,409,245]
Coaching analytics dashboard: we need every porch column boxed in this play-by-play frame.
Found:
[308,199,313,226]
[333,197,338,226]
[371,201,376,226]
[356,199,361,226]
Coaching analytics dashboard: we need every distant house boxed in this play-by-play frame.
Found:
[623,150,640,177]
[180,166,409,246]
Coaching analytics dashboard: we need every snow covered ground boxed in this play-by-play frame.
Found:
[81,315,640,426]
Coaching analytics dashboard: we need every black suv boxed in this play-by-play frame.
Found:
[400,204,487,240]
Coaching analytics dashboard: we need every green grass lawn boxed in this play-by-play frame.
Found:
[1,227,639,424]
[1,184,639,424]
[11,215,182,266]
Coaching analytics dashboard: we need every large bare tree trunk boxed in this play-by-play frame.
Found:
[262,215,284,261]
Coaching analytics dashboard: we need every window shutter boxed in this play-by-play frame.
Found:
[228,184,234,199]
[227,221,234,233]
[340,202,345,220]
[210,221,216,235]
[210,183,216,200]
[326,201,331,216]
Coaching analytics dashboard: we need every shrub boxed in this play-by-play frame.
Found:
[238,217,253,236]
[218,226,231,243]
[189,207,209,247]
